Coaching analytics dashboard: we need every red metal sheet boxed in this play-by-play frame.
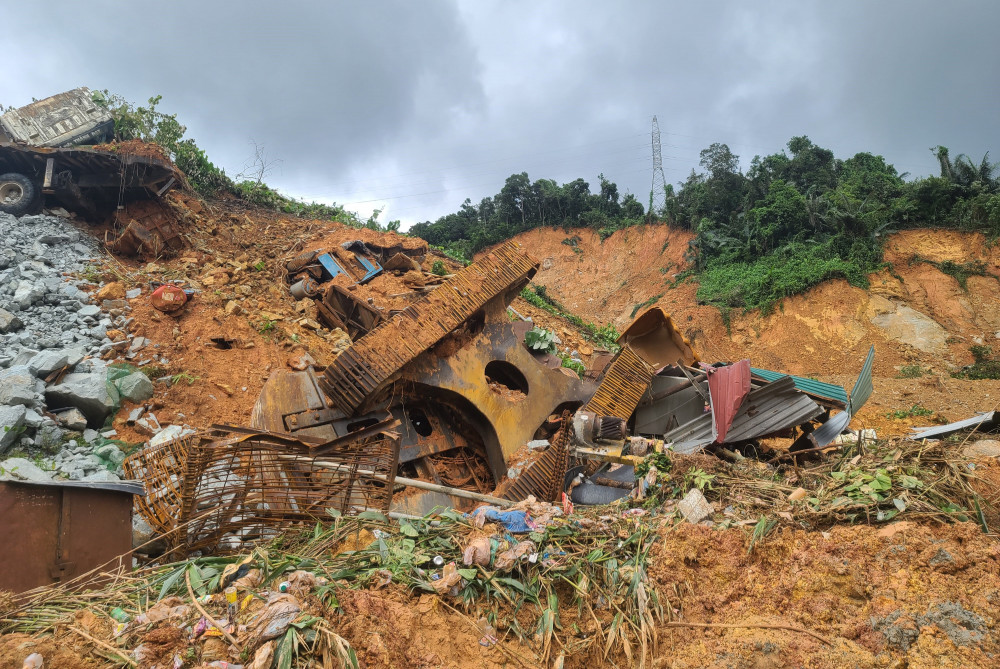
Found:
[708,359,751,443]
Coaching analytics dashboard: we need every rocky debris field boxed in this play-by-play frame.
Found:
[0,211,191,487]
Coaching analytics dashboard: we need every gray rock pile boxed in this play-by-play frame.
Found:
[0,211,161,483]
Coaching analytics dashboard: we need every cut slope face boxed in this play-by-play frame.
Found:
[504,224,1000,435]
[511,224,1000,377]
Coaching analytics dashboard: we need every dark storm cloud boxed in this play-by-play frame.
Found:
[3,1,999,225]
[3,0,484,217]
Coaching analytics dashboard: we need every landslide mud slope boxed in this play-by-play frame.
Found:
[507,224,1000,434]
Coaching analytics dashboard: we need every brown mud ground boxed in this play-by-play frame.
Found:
[2,513,998,669]
[14,198,998,668]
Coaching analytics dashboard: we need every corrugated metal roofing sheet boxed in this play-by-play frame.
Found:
[750,368,848,408]
[910,412,999,440]
[809,345,875,448]
[709,360,751,442]
[848,346,875,415]
[665,376,822,453]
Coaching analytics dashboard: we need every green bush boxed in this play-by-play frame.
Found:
[696,240,867,314]
[953,345,1000,380]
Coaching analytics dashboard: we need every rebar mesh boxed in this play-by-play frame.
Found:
[125,429,399,553]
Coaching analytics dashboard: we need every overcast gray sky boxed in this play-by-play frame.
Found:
[4,1,998,227]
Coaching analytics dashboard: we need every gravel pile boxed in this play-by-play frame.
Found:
[0,211,160,483]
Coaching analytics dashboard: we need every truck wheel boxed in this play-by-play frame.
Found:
[0,173,38,217]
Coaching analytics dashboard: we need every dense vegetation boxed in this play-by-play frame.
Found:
[409,173,647,260]
[92,92,401,232]
[411,137,1000,314]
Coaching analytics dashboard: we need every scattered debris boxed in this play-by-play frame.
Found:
[911,411,1000,440]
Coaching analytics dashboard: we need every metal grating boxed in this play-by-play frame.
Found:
[125,428,400,554]
[500,413,572,503]
[123,432,196,535]
[320,240,538,414]
[583,345,653,419]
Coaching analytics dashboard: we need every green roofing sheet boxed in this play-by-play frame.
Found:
[750,368,848,407]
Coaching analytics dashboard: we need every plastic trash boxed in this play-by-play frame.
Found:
[277,581,290,593]
[109,607,130,623]
[246,593,301,642]
[133,596,191,625]
[22,654,43,669]
[431,562,462,595]
[467,507,532,533]
[477,617,497,647]
[494,540,537,571]
[462,537,492,567]
[150,284,188,312]
[247,641,275,669]
[286,570,317,597]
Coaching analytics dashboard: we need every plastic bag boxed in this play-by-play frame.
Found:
[431,562,462,595]
[245,593,300,642]
[462,537,492,567]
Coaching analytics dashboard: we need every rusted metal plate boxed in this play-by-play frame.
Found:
[106,200,186,258]
[320,240,539,415]
[617,307,699,369]
[708,360,751,443]
[316,284,384,340]
[399,320,594,481]
[583,345,653,420]
[0,480,138,593]
[0,143,180,200]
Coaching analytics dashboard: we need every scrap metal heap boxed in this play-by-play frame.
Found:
[126,237,877,554]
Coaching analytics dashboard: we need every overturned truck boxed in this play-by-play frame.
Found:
[0,87,184,254]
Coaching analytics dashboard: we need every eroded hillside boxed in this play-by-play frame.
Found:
[505,224,1000,435]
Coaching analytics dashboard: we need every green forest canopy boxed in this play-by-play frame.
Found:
[410,137,1000,313]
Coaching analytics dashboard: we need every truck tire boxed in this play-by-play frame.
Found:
[0,173,38,217]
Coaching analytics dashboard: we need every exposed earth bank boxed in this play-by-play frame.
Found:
[506,224,1000,436]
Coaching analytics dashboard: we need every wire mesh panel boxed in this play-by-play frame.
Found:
[126,429,399,554]
[123,432,198,535]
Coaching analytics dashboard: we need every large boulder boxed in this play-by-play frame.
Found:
[45,371,119,427]
[27,349,69,377]
[149,424,195,447]
[0,405,28,453]
[0,366,40,406]
[55,407,88,431]
[118,371,154,403]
